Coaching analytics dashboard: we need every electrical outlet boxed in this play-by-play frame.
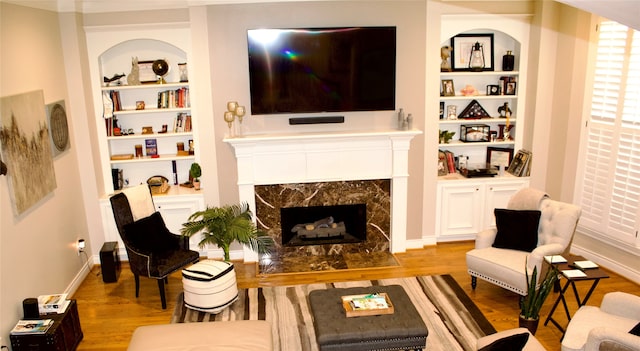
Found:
[77,239,85,255]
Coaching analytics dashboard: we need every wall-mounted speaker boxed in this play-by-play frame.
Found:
[289,116,344,125]
[23,298,39,319]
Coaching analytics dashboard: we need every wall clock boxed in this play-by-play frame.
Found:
[46,100,70,157]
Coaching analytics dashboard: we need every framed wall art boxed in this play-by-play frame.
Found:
[138,60,157,83]
[487,147,513,169]
[450,33,495,71]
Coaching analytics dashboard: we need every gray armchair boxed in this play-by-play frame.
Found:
[562,292,640,351]
[109,184,199,309]
[466,188,581,295]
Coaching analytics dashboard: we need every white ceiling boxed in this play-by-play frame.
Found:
[555,0,640,29]
[2,0,639,29]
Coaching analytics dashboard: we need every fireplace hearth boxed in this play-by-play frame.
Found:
[254,179,392,273]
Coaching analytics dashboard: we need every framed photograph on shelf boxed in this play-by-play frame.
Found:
[487,147,513,169]
[441,79,455,96]
[138,60,157,84]
[505,82,517,95]
[450,33,495,71]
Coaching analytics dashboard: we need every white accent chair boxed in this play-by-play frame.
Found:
[561,292,640,351]
[466,188,581,295]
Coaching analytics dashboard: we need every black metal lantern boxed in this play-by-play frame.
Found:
[468,42,485,71]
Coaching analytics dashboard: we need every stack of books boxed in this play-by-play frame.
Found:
[11,319,54,335]
[38,293,70,314]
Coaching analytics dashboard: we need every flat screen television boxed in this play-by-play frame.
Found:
[247,27,396,115]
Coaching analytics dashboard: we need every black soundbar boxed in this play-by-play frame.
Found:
[289,116,344,125]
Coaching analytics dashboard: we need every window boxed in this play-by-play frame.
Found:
[578,20,640,247]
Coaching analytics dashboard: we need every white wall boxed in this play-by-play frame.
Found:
[0,2,91,343]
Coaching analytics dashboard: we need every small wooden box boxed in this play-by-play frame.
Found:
[341,293,394,318]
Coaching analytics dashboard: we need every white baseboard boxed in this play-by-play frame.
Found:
[66,254,94,296]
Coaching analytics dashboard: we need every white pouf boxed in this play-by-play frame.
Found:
[182,260,238,313]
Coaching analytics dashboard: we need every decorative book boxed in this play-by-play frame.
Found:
[562,269,587,278]
[341,293,394,317]
[573,260,598,269]
[544,255,567,264]
[11,319,53,334]
[145,139,158,157]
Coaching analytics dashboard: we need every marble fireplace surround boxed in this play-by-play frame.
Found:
[224,129,421,262]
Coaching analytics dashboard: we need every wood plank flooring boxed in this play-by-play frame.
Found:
[71,241,640,351]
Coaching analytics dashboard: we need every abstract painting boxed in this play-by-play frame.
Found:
[0,90,57,215]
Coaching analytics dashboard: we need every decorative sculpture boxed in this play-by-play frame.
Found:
[103,73,125,86]
[441,46,452,72]
[127,57,140,86]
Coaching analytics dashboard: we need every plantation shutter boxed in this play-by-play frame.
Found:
[579,21,640,245]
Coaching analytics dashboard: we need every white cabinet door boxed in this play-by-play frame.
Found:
[483,180,529,228]
[437,178,529,241]
[155,196,204,250]
[437,182,484,240]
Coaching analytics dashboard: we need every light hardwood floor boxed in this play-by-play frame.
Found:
[71,241,640,350]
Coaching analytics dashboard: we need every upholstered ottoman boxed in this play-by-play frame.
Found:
[127,320,272,351]
[309,285,428,351]
[182,260,238,313]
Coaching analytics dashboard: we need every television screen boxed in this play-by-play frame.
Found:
[247,27,396,115]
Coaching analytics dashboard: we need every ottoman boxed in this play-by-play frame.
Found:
[309,285,428,351]
[182,260,238,313]
[127,321,272,351]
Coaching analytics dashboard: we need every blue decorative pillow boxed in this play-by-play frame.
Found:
[478,332,529,351]
[492,209,541,252]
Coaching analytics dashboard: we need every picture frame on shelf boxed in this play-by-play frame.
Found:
[442,79,455,96]
[505,82,517,95]
[450,33,495,71]
[487,85,501,95]
[138,60,157,84]
[487,147,513,169]
[447,105,457,120]
[440,101,445,119]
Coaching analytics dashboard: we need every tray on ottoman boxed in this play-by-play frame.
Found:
[309,285,428,351]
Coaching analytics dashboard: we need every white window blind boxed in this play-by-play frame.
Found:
[579,21,640,246]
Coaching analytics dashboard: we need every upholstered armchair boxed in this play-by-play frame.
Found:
[562,292,640,351]
[110,184,199,309]
[466,188,581,295]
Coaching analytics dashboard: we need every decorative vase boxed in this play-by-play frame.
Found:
[503,50,515,71]
[193,181,201,190]
[518,315,539,335]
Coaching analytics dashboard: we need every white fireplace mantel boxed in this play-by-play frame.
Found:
[224,129,421,262]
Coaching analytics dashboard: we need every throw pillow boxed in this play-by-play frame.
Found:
[478,332,529,351]
[492,209,541,252]
[123,211,174,251]
[630,322,640,336]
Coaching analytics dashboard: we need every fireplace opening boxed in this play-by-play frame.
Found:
[281,204,367,246]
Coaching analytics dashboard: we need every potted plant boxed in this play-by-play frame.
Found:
[180,202,272,262]
[519,260,559,334]
[190,162,201,190]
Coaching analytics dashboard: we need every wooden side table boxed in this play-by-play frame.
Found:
[544,255,609,335]
[10,299,83,351]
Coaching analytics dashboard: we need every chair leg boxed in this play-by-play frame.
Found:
[134,274,140,298]
[471,276,477,289]
[157,279,167,309]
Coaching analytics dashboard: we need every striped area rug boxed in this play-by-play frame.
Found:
[171,275,496,351]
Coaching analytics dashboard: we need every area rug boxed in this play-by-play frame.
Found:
[171,275,496,351]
